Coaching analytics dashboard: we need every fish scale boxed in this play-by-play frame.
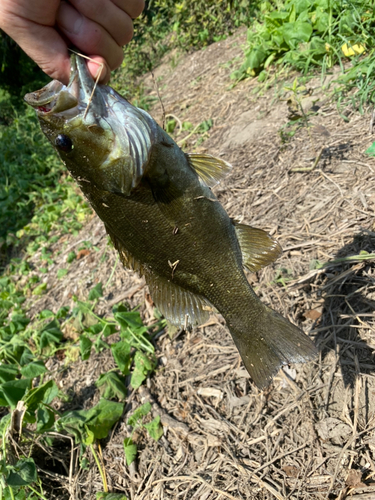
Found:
[24,53,317,389]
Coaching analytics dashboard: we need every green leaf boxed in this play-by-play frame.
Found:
[57,268,68,279]
[36,407,55,433]
[21,360,47,379]
[127,402,151,427]
[123,437,137,466]
[166,119,176,134]
[144,415,163,441]
[23,380,59,412]
[102,323,117,337]
[0,379,32,408]
[39,309,54,319]
[111,341,132,374]
[39,319,63,349]
[80,335,92,361]
[56,399,124,444]
[7,458,37,486]
[88,323,104,335]
[114,309,144,330]
[88,282,103,300]
[0,364,19,383]
[56,305,70,319]
[365,142,375,157]
[93,337,109,353]
[282,21,312,49]
[67,251,77,263]
[32,283,47,295]
[3,487,27,500]
[131,351,156,389]
[85,399,124,440]
[97,493,129,500]
[95,371,127,401]
[55,409,88,443]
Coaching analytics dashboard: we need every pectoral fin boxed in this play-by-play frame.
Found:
[234,223,282,272]
[186,153,232,187]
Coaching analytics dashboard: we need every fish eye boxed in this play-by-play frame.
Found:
[55,134,73,153]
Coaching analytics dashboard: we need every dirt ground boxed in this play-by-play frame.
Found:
[24,29,375,499]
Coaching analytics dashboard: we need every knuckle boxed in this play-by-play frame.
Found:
[132,0,145,18]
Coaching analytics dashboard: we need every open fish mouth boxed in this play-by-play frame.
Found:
[24,54,107,120]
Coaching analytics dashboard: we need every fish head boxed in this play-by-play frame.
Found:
[25,54,156,195]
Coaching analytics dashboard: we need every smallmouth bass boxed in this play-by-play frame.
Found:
[25,54,316,389]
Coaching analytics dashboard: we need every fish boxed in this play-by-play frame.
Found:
[24,54,317,389]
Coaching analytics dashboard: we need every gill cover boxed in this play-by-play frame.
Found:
[25,53,158,195]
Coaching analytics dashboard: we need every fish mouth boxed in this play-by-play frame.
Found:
[24,54,106,120]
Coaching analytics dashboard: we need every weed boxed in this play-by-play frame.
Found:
[0,281,165,497]
[233,0,375,109]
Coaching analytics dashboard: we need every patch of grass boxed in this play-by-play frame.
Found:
[0,93,92,267]
[0,281,165,498]
[232,0,375,108]
[114,0,260,86]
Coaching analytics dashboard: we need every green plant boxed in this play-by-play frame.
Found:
[0,278,165,497]
[233,0,375,96]
[114,0,260,87]
[123,402,163,466]
[0,98,92,268]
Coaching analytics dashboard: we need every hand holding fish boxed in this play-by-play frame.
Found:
[0,0,145,84]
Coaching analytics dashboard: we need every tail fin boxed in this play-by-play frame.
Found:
[229,306,317,389]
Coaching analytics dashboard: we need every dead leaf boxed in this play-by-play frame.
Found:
[77,249,90,259]
[346,469,366,488]
[282,465,299,478]
[304,309,322,320]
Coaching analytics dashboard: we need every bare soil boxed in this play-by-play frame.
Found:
[24,29,375,499]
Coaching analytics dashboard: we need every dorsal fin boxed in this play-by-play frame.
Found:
[234,223,282,273]
[186,153,232,188]
[147,274,213,328]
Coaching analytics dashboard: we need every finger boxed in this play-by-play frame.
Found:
[0,0,60,26]
[67,0,135,46]
[86,56,111,84]
[57,2,125,70]
[110,0,145,19]
[0,15,71,83]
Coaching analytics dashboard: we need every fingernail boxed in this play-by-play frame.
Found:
[88,62,107,82]
[57,3,83,35]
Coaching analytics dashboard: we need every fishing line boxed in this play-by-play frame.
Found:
[68,49,104,119]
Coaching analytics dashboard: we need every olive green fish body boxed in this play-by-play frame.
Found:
[25,55,316,388]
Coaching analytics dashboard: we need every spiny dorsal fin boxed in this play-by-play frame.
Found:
[147,273,213,328]
[234,223,282,273]
[186,153,232,188]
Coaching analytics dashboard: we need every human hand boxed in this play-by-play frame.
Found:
[0,0,145,84]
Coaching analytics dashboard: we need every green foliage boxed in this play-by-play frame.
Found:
[233,0,375,96]
[55,399,124,444]
[0,276,165,494]
[6,458,37,487]
[123,402,164,465]
[115,0,259,86]
[0,96,92,265]
[96,372,127,401]
[97,494,129,500]
[0,32,49,97]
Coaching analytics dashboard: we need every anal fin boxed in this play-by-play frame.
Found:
[147,274,213,328]
[234,223,282,273]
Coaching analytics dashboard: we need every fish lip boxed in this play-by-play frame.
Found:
[24,53,106,118]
